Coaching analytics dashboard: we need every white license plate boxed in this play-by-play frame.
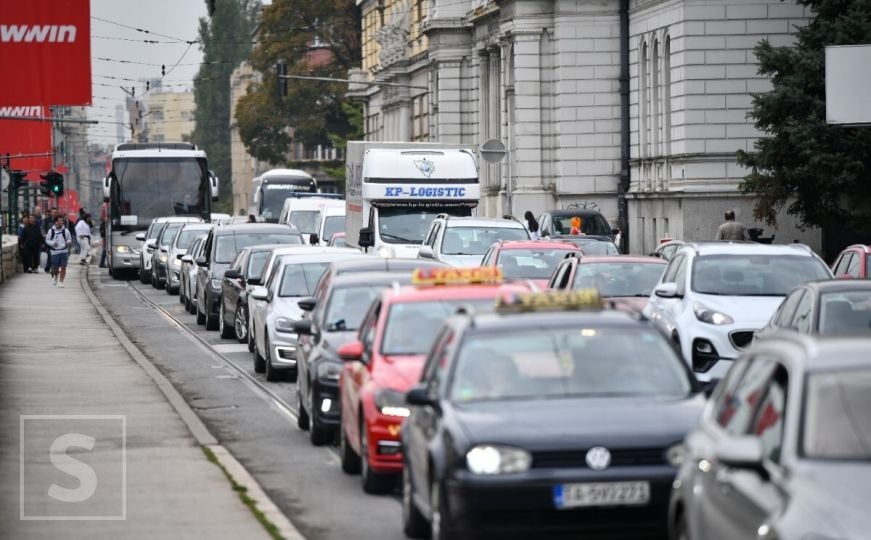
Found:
[553,481,650,509]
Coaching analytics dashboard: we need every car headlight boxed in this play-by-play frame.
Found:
[466,445,531,475]
[114,245,130,253]
[377,245,395,258]
[316,362,341,382]
[375,388,410,418]
[210,279,222,290]
[693,302,734,325]
[158,253,168,263]
[274,317,296,334]
[666,443,686,467]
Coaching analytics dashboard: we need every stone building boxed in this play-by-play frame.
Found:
[229,61,271,216]
[349,0,821,254]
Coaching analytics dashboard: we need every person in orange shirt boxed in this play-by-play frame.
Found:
[570,216,582,235]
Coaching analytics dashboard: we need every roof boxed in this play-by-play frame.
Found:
[154,216,202,224]
[760,334,871,372]
[844,244,871,253]
[388,282,529,304]
[362,148,477,180]
[286,198,345,211]
[802,279,871,294]
[323,205,346,216]
[331,257,447,274]
[548,208,606,217]
[214,223,297,235]
[465,309,644,332]
[441,216,526,229]
[578,255,667,265]
[245,243,291,254]
[271,246,361,257]
[275,251,365,265]
[494,240,579,250]
[179,223,212,231]
[332,272,414,288]
[261,168,313,180]
[688,241,817,257]
[112,147,206,160]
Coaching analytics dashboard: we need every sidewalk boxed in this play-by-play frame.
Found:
[0,264,270,539]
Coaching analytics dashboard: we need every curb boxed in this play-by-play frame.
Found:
[80,267,304,540]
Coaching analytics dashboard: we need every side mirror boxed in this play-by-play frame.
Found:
[195,256,208,267]
[714,436,765,471]
[297,297,317,312]
[176,253,185,260]
[309,233,319,246]
[135,232,146,242]
[181,255,193,263]
[358,227,373,248]
[418,245,434,259]
[145,239,157,249]
[291,319,313,335]
[406,384,438,408]
[337,340,364,362]
[654,282,681,298]
[249,286,268,301]
[224,269,241,280]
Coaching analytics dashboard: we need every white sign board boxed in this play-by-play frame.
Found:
[825,45,871,125]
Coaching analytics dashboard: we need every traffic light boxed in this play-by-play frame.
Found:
[276,61,287,98]
[39,172,63,197]
[10,170,26,190]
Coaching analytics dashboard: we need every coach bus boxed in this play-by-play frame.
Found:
[249,168,317,222]
[102,142,218,278]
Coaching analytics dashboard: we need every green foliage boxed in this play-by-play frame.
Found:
[191,0,259,214]
[737,0,871,229]
[234,0,362,166]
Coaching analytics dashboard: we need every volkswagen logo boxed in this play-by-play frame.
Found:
[585,446,611,471]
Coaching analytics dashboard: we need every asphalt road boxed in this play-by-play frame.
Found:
[89,268,405,540]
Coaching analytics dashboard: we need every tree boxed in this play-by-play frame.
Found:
[737,0,871,230]
[191,0,259,213]
[234,0,362,166]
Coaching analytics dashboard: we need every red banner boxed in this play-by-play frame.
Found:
[0,0,91,106]
[0,105,53,180]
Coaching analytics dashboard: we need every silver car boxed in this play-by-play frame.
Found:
[166,223,211,295]
[670,333,871,540]
[181,235,208,314]
[417,215,530,267]
[249,248,364,382]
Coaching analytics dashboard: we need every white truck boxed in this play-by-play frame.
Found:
[345,141,480,258]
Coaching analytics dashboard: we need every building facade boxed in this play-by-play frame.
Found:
[349,0,821,253]
[142,89,196,144]
[229,62,271,216]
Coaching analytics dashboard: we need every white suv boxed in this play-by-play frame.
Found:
[643,242,831,380]
[418,215,530,267]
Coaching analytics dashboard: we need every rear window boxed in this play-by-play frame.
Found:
[160,224,182,247]
[289,211,320,234]
[552,214,611,236]
[496,248,572,280]
[574,262,665,297]
[381,298,497,355]
[818,290,871,335]
[279,262,330,297]
[803,368,871,460]
[442,226,529,256]
[215,232,302,263]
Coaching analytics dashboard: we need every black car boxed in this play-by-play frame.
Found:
[400,291,706,539]
[196,224,303,330]
[756,279,871,338]
[293,271,416,445]
[218,244,279,341]
[537,208,617,239]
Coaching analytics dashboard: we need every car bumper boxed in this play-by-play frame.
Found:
[443,467,674,538]
[207,289,221,316]
[684,324,761,381]
[269,332,298,369]
[366,414,405,474]
[156,262,168,280]
[311,380,340,427]
[111,252,140,269]
[168,266,182,285]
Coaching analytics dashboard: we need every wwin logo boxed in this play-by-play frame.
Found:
[0,25,77,43]
[0,106,43,117]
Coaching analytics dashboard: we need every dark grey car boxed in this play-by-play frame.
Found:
[670,333,871,540]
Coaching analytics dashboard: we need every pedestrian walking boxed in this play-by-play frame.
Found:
[524,211,540,240]
[20,215,43,273]
[98,220,108,268]
[75,213,93,265]
[33,206,43,229]
[247,214,257,223]
[43,208,61,274]
[46,216,72,288]
[67,215,79,254]
[715,210,749,241]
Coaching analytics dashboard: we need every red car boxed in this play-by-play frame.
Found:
[548,254,667,312]
[336,267,532,493]
[831,244,871,279]
[480,239,580,287]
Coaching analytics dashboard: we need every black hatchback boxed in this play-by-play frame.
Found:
[400,294,706,540]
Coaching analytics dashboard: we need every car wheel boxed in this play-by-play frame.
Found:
[155,275,165,290]
[248,321,256,353]
[205,297,219,330]
[253,329,266,373]
[402,465,429,539]
[189,290,198,314]
[235,306,248,343]
[297,393,309,431]
[430,480,451,540]
[219,302,234,338]
[139,266,149,284]
[151,267,158,288]
[361,419,393,494]
[196,300,206,325]
[308,395,331,446]
[264,335,282,382]
[340,422,361,474]
[179,282,186,304]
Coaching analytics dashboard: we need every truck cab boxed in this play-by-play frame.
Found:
[345,143,480,259]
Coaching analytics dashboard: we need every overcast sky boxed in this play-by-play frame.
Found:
[87,0,212,145]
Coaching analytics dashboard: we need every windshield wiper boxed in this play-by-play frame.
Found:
[380,232,417,243]
[119,229,144,236]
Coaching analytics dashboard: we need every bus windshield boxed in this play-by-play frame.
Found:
[259,179,316,220]
[112,157,206,229]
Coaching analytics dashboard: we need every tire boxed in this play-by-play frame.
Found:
[139,266,150,284]
[179,281,186,304]
[671,510,689,540]
[219,302,235,338]
[196,301,206,325]
[430,480,451,540]
[297,393,310,431]
[308,392,331,446]
[235,306,248,343]
[361,418,394,494]
[340,422,361,474]
[205,295,218,330]
[264,336,282,382]
[248,322,256,353]
[151,267,158,288]
[253,330,266,373]
[402,465,429,539]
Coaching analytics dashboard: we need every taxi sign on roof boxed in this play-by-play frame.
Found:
[497,289,604,313]
[411,267,503,286]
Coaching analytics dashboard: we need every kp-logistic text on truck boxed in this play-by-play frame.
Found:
[345,142,480,258]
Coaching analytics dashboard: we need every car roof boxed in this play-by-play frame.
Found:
[442,216,526,228]
[465,309,646,332]
[686,241,816,257]
[275,251,364,265]
[494,240,579,250]
[761,334,871,372]
[214,223,298,235]
[547,209,605,217]
[270,246,361,257]
[802,279,871,293]
[244,243,290,254]
[387,282,530,303]
[153,216,202,223]
[322,206,346,216]
[843,244,871,253]
[578,255,666,264]
[180,223,212,231]
[330,257,446,274]
[332,272,413,288]
[550,234,613,242]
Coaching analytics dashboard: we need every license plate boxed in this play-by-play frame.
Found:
[553,481,650,509]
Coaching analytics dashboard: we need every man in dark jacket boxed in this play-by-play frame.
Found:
[20,215,43,273]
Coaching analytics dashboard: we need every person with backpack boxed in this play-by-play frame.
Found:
[46,216,72,287]
[42,208,61,274]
